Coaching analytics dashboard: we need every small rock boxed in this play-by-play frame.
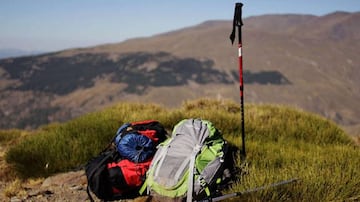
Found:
[28,190,41,197]
[10,197,22,202]
[69,185,83,191]
[42,190,54,195]
[41,170,86,188]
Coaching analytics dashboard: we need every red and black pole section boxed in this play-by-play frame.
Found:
[230,2,246,160]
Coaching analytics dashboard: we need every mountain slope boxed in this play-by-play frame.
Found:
[0,11,359,130]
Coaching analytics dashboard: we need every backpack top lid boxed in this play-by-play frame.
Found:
[114,120,168,163]
[173,118,218,142]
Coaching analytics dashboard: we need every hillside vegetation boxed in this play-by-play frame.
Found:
[1,12,360,130]
[3,98,360,201]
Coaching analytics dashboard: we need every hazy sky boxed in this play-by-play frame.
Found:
[1,0,359,52]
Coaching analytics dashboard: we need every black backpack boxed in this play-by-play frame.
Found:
[85,120,167,201]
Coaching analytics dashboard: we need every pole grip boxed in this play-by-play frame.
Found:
[235,3,243,26]
[229,2,244,44]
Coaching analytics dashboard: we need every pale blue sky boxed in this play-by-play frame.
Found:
[1,0,359,52]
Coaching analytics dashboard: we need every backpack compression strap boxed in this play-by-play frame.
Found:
[187,144,202,202]
[138,139,172,195]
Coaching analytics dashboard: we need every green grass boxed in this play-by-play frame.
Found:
[4,98,360,201]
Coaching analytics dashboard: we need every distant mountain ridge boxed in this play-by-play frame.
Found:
[0,11,359,133]
[0,48,44,59]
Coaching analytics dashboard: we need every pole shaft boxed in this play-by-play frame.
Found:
[236,3,246,159]
[238,40,246,159]
[210,178,299,201]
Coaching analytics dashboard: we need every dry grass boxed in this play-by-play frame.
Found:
[3,179,27,198]
[0,130,26,182]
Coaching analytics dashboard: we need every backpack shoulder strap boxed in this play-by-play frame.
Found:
[86,151,115,202]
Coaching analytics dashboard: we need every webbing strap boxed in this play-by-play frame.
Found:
[139,178,147,195]
[139,145,168,195]
[187,144,201,202]
[86,185,94,202]
[153,143,171,178]
[174,155,191,181]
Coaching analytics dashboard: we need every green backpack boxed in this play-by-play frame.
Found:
[140,118,232,202]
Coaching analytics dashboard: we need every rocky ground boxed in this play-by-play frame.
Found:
[0,170,90,202]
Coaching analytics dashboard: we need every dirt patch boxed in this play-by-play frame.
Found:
[0,171,88,202]
[0,170,158,202]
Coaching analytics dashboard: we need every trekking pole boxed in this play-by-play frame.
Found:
[199,178,299,202]
[230,2,246,160]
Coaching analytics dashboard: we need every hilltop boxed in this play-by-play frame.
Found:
[1,99,359,201]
